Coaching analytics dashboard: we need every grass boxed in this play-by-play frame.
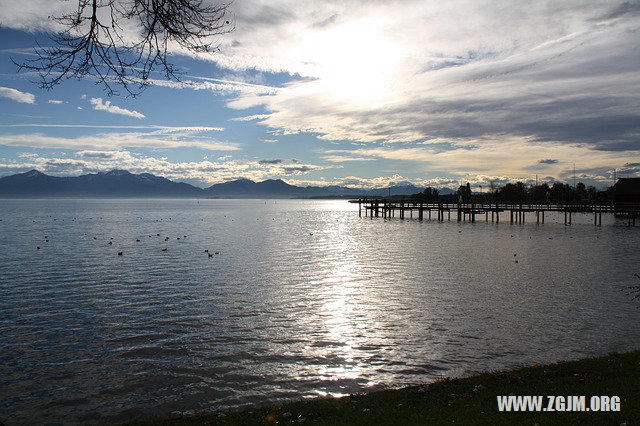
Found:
[128,350,640,425]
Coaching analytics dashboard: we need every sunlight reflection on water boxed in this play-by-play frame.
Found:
[0,198,639,423]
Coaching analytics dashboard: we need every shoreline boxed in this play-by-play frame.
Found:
[129,349,640,425]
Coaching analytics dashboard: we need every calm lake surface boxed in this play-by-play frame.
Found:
[1,199,639,424]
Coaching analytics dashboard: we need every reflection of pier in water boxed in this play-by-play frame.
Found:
[353,199,639,226]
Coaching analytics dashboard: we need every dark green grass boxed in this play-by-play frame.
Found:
[129,350,639,425]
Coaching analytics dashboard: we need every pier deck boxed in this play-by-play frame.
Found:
[352,199,639,226]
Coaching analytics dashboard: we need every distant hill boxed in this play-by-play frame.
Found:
[0,169,204,197]
[0,169,450,198]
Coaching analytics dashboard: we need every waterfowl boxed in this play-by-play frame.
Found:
[162,248,167,252]
[118,251,123,255]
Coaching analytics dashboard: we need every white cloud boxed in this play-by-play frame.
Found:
[0,86,35,104]
[228,114,271,122]
[0,123,224,132]
[145,77,279,96]
[47,99,63,104]
[2,0,639,181]
[0,150,329,185]
[0,127,238,151]
[320,137,640,184]
[89,97,145,119]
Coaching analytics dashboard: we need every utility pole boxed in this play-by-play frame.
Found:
[613,168,616,184]
[573,163,576,189]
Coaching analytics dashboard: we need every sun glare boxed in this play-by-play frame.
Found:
[299,18,405,107]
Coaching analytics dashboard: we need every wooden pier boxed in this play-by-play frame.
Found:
[353,199,640,226]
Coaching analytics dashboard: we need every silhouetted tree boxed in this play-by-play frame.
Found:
[498,182,526,203]
[422,187,439,202]
[15,0,234,96]
[528,183,550,203]
[549,182,574,203]
[457,183,471,202]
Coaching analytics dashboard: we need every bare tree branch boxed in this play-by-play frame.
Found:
[14,0,234,97]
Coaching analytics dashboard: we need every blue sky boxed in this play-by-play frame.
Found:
[1,0,639,189]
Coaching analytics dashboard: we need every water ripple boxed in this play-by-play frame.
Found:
[1,199,639,424]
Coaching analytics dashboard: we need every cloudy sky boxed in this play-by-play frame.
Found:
[0,0,639,189]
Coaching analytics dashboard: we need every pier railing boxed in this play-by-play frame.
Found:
[351,199,639,226]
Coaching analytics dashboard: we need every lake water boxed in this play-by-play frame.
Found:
[1,199,639,424]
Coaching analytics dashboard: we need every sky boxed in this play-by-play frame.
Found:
[0,0,639,189]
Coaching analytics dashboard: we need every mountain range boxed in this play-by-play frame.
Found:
[0,169,453,198]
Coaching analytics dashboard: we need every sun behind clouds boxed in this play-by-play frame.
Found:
[297,17,407,107]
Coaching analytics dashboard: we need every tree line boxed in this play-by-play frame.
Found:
[412,181,612,204]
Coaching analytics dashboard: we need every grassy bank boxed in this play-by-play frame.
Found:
[131,350,640,425]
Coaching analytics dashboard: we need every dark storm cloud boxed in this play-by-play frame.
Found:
[258,159,283,165]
